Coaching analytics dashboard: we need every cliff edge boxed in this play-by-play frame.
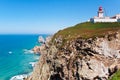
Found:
[26,22,120,80]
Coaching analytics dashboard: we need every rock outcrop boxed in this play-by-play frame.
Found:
[26,31,120,80]
[32,36,52,54]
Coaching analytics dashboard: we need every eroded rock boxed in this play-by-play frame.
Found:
[26,32,120,80]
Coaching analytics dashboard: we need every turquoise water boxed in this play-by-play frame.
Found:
[0,34,47,80]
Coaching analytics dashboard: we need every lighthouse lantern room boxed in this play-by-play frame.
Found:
[98,6,104,18]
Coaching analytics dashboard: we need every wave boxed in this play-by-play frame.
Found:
[10,74,28,80]
[33,55,40,60]
[8,51,12,54]
[29,62,37,67]
[23,49,34,54]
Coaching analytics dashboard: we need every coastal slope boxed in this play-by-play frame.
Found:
[27,22,120,80]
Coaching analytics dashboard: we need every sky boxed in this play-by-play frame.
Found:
[0,0,120,34]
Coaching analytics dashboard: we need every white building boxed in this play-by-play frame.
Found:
[90,6,120,23]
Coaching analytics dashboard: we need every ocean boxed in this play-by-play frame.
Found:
[0,34,48,80]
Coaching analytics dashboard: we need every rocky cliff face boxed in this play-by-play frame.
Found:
[26,31,120,80]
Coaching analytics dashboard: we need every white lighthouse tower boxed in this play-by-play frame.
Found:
[98,6,104,18]
[90,6,120,23]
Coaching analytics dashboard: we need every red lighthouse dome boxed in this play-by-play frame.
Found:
[98,6,104,17]
[99,6,103,11]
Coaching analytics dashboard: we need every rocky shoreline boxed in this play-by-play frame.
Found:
[10,36,51,80]
[32,36,52,54]
[25,31,120,80]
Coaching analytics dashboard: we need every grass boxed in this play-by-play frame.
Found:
[110,70,120,80]
[53,22,120,45]
[52,22,120,48]
[52,22,120,79]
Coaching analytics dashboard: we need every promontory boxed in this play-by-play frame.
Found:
[26,22,120,80]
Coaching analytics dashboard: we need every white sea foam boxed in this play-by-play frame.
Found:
[23,49,34,54]
[8,51,12,54]
[33,55,40,60]
[10,74,28,80]
[29,62,36,67]
[34,56,39,60]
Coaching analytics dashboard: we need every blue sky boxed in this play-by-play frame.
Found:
[0,0,120,34]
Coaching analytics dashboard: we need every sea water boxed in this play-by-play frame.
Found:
[0,34,48,80]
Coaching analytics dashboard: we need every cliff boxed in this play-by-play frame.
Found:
[26,22,120,80]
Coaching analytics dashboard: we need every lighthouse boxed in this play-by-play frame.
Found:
[90,6,120,23]
[98,6,104,18]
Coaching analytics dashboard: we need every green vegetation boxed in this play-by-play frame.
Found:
[110,70,120,80]
[53,22,120,41]
[52,22,120,47]
[52,22,120,79]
